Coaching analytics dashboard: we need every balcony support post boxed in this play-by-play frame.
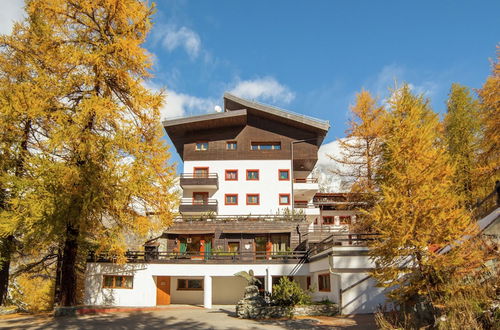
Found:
[203,275,212,309]
[265,268,273,295]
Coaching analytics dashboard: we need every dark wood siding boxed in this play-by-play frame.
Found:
[178,114,319,165]
[163,221,309,251]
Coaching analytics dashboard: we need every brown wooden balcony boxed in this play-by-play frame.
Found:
[179,198,218,215]
[88,250,308,264]
[180,173,218,190]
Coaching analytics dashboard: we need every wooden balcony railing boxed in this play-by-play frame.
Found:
[88,250,308,264]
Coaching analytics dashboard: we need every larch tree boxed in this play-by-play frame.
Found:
[367,85,481,310]
[0,16,57,304]
[477,46,500,196]
[443,83,481,208]
[1,0,178,306]
[329,90,385,194]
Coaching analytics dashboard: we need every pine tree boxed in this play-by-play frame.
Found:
[368,85,479,308]
[444,83,481,208]
[329,90,385,194]
[0,0,178,306]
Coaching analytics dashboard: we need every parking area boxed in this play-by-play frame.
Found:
[0,306,377,329]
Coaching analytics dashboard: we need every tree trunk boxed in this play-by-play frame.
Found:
[0,235,14,305]
[59,224,79,306]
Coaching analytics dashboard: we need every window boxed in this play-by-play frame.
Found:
[193,167,209,178]
[307,276,311,290]
[279,194,290,205]
[225,169,238,181]
[177,279,203,290]
[246,169,259,180]
[323,216,335,225]
[226,141,237,150]
[318,273,331,292]
[195,142,208,151]
[251,142,281,150]
[247,194,260,205]
[103,275,133,289]
[225,194,238,205]
[278,169,290,181]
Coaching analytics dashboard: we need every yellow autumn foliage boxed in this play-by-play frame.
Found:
[11,274,54,313]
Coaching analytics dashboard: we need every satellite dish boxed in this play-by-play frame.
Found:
[214,105,222,113]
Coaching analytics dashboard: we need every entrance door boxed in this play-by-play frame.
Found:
[156,276,171,305]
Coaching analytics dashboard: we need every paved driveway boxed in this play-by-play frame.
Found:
[0,306,377,329]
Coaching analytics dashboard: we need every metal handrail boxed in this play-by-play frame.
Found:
[293,202,317,208]
[293,178,318,183]
[180,198,218,206]
[180,173,218,179]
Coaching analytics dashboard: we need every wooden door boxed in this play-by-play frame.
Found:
[156,276,171,305]
[192,192,209,205]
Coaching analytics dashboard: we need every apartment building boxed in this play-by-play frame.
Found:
[83,93,387,313]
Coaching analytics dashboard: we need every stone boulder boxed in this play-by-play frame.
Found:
[235,285,267,319]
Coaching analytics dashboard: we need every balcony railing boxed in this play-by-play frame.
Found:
[179,198,218,214]
[88,250,308,264]
[308,233,380,256]
[294,202,317,208]
[180,173,218,179]
[293,178,318,183]
[172,214,306,222]
[179,173,218,189]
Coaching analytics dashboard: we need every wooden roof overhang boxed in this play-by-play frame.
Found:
[223,93,330,146]
[163,110,248,157]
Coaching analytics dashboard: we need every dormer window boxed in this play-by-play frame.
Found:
[195,142,208,151]
[251,142,281,150]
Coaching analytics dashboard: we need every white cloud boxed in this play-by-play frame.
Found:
[229,77,295,104]
[148,76,294,121]
[0,0,24,35]
[367,64,440,104]
[161,90,217,120]
[160,26,201,59]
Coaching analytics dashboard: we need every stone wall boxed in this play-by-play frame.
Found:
[238,303,338,319]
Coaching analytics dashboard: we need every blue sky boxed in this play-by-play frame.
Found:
[2,0,499,171]
[141,0,499,169]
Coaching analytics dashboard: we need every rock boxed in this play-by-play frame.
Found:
[236,285,267,319]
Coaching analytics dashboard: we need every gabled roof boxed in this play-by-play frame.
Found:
[162,93,330,156]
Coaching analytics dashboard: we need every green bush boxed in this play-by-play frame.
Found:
[271,277,311,307]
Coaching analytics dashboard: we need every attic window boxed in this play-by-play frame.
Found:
[195,142,208,151]
[251,142,281,150]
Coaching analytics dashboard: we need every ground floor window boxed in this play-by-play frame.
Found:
[318,273,330,292]
[103,275,133,289]
[177,279,203,290]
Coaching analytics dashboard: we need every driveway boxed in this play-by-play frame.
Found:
[0,306,377,329]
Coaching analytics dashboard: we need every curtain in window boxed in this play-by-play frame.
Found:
[180,242,187,254]
[204,241,211,260]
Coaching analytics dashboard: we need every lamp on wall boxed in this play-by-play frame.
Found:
[244,243,251,250]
